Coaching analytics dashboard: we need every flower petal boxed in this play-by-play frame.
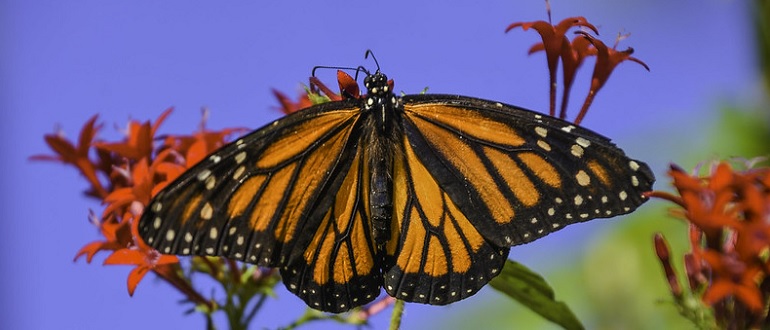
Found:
[127,266,150,296]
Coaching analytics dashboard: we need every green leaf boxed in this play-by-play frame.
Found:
[303,86,332,105]
[489,260,584,330]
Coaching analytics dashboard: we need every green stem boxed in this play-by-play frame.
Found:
[205,312,216,330]
[243,294,268,325]
[389,299,404,330]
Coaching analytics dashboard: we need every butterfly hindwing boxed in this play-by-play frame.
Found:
[280,138,382,312]
[382,131,510,305]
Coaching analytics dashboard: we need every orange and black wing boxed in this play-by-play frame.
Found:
[381,94,654,304]
[138,100,381,312]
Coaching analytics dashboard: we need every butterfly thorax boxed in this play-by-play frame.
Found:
[363,72,396,134]
[363,72,401,246]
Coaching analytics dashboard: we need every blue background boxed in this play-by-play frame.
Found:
[1,0,758,329]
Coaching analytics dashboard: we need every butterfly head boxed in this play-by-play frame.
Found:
[363,71,391,97]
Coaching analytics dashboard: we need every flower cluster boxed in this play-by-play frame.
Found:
[651,161,770,328]
[507,13,648,124]
[32,108,246,304]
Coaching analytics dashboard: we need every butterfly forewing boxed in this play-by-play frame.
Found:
[140,101,363,263]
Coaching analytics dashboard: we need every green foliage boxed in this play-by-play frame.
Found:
[490,260,584,330]
[756,0,770,93]
[709,106,770,158]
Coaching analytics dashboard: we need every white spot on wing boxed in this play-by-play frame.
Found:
[233,166,246,180]
[571,145,584,157]
[197,169,212,181]
[201,202,214,220]
[537,140,551,151]
[235,151,247,164]
[205,176,216,190]
[576,170,590,186]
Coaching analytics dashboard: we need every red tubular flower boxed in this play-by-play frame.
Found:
[654,233,683,298]
[272,89,313,115]
[272,70,376,116]
[669,163,739,249]
[74,212,133,263]
[103,243,179,296]
[272,71,353,115]
[558,36,594,120]
[506,17,598,117]
[573,32,649,125]
[701,250,764,312]
[651,160,770,323]
[335,70,361,99]
[96,108,173,161]
[102,159,155,215]
[31,115,108,198]
[35,107,243,307]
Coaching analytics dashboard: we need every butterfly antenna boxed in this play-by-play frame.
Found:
[364,50,381,72]
[311,65,360,77]
[353,65,373,81]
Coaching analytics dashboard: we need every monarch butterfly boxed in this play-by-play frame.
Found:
[138,61,654,313]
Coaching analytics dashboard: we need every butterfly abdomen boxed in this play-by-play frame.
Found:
[370,158,392,246]
[363,74,403,247]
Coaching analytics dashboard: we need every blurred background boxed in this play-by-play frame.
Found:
[2,0,768,329]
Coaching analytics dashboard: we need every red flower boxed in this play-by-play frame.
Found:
[96,108,172,161]
[335,70,361,99]
[572,32,649,125]
[652,161,770,324]
[668,163,739,249]
[272,70,372,114]
[31,115,108,198]
[38,109,231,305]
[74,212,133,263]
[273,89,313,115]
[557,36,594,119]
[105,249,177,295]
[701,250,764,312]
[506,17,597,117]
[102,212,180,296]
